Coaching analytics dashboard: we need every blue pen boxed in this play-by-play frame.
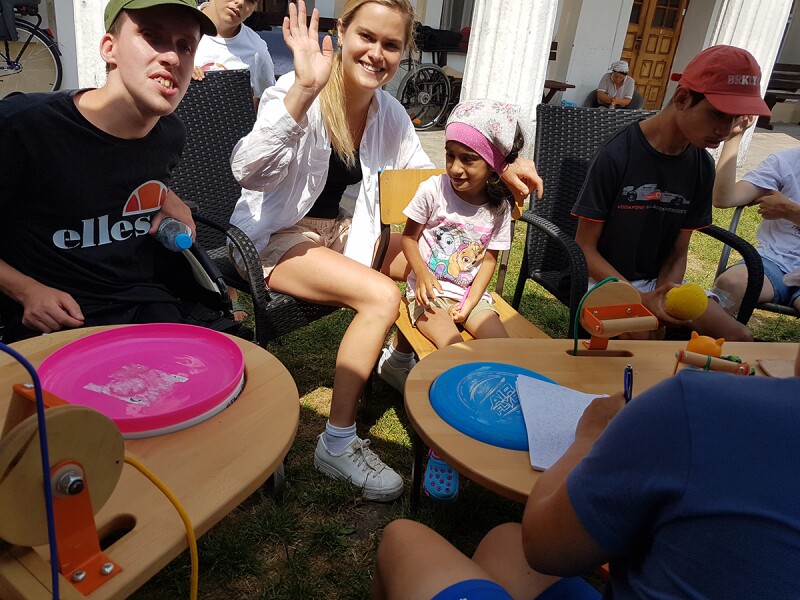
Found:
[624,364,633,403]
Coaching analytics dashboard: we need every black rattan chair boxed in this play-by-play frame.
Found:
[170,69,338,346]
[715,205,799,319]
[512,104,764,337]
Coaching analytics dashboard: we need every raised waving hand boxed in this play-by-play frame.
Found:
[284,1,334,100]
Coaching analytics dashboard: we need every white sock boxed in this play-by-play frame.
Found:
[383,344,415,367]
[322,421,357,455]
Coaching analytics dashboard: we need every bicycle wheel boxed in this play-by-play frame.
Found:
[0,19,62,97]
[397,64,451,130]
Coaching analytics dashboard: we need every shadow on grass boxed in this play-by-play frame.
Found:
[132,313,527,600]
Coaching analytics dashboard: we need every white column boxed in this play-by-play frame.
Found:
[72,0,107,89]
[459,0,559,155]
[709,0,793,163]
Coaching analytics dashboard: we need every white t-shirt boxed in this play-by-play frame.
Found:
[194,22,276,98]
[741,147,800,274]
[403,174,512,303]
[597,72,635,100]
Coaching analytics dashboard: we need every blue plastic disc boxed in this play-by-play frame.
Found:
[429,362,556,451]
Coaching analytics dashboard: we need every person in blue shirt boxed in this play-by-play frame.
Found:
[373,344,800,599]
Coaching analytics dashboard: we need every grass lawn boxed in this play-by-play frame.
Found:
[132,211,798,599]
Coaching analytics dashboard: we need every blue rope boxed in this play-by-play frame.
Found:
[0,343,59,599]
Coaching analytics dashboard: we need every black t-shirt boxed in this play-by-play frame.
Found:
[571,122,713,281]
[306,147,362,219]
[0,91,184,318]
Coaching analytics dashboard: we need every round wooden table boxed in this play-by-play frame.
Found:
[404,338,797,508]
[0,326,299,599]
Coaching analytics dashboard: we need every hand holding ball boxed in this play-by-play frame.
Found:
[665,283,708,321]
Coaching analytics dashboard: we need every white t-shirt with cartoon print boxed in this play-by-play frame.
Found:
[194,19,276,98]
[741,147,800,275]
[403,174,512,304]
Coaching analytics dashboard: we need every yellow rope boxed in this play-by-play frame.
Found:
[124,455,198,600]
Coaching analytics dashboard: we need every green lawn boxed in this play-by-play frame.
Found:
[132,213,797,599]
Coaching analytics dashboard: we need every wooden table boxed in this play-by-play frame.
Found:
[0,327,299,599]
[405,338,797,508]
[543,79,576,104]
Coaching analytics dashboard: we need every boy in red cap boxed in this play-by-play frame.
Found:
[572,45,771,341]
[0,1,238,342]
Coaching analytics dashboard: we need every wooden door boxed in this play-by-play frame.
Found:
[622,0,690,110]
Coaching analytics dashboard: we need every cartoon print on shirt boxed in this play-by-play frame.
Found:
[428,225,460,277]
[448,241,483,284]
[425,221,487,286]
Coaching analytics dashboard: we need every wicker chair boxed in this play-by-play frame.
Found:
[715,206,799,319]
[170,69,338,346]
[512,104,764,337]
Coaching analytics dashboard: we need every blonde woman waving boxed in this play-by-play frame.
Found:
[230,0,542,501]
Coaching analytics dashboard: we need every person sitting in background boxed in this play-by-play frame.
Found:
[372,343,800,599]
[596,60,635,108]
[711,115,800,314]
[193,0,276,104]
[192,0,278,322]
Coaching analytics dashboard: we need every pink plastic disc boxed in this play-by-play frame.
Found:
[38,324,245,439]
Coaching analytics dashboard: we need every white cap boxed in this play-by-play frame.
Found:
[610,60,629,74]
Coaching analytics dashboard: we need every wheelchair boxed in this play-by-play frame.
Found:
[395,26,464,130]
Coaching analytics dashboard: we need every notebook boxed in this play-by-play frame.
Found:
[516,376,604,471]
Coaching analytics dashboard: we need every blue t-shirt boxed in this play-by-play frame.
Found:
[567,370,800,599]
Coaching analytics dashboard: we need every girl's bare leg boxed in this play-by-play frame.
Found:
[415,306,463,348]
[464,310,509,340]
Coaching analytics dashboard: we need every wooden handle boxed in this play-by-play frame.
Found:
[599,315,659,338]
[677,350,751,375]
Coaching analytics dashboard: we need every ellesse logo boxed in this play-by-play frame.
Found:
[123,180,168,215]
[52,180,166,249]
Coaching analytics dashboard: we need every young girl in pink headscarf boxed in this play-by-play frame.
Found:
[401,98,525,500]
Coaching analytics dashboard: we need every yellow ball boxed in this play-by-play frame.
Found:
[665,283,708,320]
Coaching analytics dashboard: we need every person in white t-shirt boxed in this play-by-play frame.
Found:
[712,116,800,313]
[192,0,276,102]
[596,60,635,109]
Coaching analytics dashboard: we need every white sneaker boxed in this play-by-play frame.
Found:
[314,435,404,502]
[376,348,417,394]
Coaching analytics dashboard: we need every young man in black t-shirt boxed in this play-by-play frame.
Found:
[571,45,771,341]
[0,0,218,341]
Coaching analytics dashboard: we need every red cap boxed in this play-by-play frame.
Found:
[671,45,771,116]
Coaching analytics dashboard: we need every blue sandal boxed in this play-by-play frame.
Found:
[423,450,459,501]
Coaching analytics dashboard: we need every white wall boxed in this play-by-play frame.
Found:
[423,0,444,26]
[561,0,633,105]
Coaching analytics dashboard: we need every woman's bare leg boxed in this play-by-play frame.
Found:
[268,242,401,425]
[379,232,414,354]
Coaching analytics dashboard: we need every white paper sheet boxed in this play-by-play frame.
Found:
[516,376,605,471]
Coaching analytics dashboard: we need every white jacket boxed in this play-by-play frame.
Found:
[230,72,434,267]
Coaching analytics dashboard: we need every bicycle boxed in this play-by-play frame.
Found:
[395,26,463,130]
[0,0,62,98]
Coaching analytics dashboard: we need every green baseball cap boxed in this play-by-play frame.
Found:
[104,0,217,36]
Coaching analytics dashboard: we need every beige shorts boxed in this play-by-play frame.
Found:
[235,216,351,279]
[408,295,496,326]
